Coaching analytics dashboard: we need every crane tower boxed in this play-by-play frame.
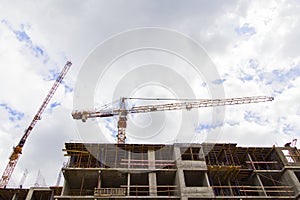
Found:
[0,61,72,188]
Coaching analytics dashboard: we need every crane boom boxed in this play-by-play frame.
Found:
[72,95,274,143]
[0,61,72,188]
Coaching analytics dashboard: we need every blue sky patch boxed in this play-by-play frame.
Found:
[283,124,293,135]
[212,79,226,85]
[0,103,24,122]
[249,59,259,69]
[244,111,268,125]
[259,66,300,85]
[104,117,118,138]
[64,84,73,93]
[2,20,48,61]
[13,27,46,59]
[50,102,61,109]
[272,88,284,96]
[45,69,60,81]
[195,122,223,132]
[33,46,44,57]
[235,23,256,36]
[238,59,259,82]
[14,30,31,42]
[239,74,253,82]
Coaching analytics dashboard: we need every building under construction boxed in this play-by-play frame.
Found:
[1,142,300,199]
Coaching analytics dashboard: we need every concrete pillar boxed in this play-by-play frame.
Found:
[128,151,131,168]
[174,169,181,196]
[12,193,18,200]
[148,149,155,170]
[174,146,182,161]
[61,180,70,195]
[148,149,157,196]
[275,148,290,165]
[282,169,300,195]
[177,169,186,188]
[97,171,101,188]
[149,172,157,196]
[127,173,130,196]
[175,145,187,198]
[25,188,35,200]
[61,170,70,195]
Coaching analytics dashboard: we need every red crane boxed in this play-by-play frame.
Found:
[72,95,274,143]
[0,61,72,188]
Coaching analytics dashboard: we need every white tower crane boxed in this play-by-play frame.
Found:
[72,96,274,143]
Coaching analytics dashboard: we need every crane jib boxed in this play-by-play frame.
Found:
[71,95,274,144]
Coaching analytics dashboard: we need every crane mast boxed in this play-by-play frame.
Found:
[0,61,72,188]
[72,95,274,143]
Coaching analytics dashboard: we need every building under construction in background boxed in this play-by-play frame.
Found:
[1,142,300,199]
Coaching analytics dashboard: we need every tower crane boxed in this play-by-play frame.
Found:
[72,95,274,143]
[0,61,72,188]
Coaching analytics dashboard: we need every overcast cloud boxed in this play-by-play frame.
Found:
[0,0,300,188]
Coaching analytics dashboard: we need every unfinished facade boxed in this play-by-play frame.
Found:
[2,143,300,199]
[53,142,300,199]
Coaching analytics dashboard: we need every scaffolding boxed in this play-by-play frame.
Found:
[62,143,177,197]
[58,142,300,199]
[3,142,300,199]
[205,144,295,197]
[64,143,175,169]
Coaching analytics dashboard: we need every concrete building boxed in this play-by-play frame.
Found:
[58,142,300,199]
[1,142,300,199]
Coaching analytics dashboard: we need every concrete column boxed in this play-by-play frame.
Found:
[97,171,101,188]
[275,148,290,165]
[174,146,182,161]
[61,170,70,195]
[12,193,18,200]
[148,149,157,196]
[282,169,300,195]
[174,169,181,196]
[178,169,186,188]
[149,172,157,196]
[25,188,35,200]
[148,149,155,170]
[174,146,186,198]
[128,150,131,168]
[127,173,130,196]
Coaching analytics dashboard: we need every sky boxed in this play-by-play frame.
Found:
[0,0,300,188]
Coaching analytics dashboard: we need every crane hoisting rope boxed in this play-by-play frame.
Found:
[0,61,72,188]
[72,95,274,143]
